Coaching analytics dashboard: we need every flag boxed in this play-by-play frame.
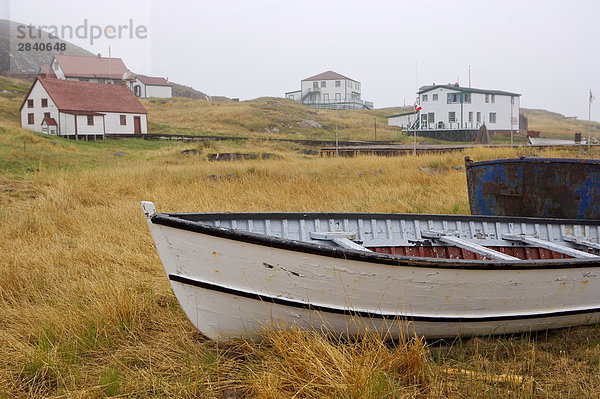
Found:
[415,103,422,112]
[591,90,596,104]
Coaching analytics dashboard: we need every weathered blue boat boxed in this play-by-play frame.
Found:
[465,156,600,219]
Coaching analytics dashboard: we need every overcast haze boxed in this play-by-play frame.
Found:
[5,0,600,121]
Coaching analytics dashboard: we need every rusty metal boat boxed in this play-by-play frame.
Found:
[465,156,600,219]
[141,201,600,342]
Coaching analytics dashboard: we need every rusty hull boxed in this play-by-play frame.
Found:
[465,156,600,219]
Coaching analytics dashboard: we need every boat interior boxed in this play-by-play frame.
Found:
[159,212,600,261]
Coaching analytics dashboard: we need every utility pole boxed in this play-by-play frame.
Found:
[468,65,471,88]
[510,96,514,146]
[374,117,377,141]
[335,105,339,157]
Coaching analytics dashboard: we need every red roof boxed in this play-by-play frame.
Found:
[54,54,134,80]
[33,77,147,114]
[136,75,171,86]
[41,117,57,126]
[302,70,355,82]
[40,65,57,78]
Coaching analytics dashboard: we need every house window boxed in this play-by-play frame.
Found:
[27,99,33,108]
[477,112,481,123]
[313,82,318,89]
[464,93,471,103]
[491,95,495,103]
[422,94,428,102]
[87,115,94,126]
[485,94,489,103]
[335,93,341,101]
[468,112,473,123]
[428,113,435,123]
[27,113,34,124]
[335,80,341,87]
[447,93,461,103]
[323,93,329,102]
[511,96,515,104]
[41,98,48,107]
[321,81,326,88]
[357,83,360,91]
[120,115,127,125]
[432,94,438,101]
[489,112,497,123]
[44,112,50,119]
[288,94,294,99]
[449,112,456,123]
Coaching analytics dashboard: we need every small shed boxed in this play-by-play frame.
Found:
[41,117,58,135]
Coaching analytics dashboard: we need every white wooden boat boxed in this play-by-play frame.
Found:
[141,201,600,341]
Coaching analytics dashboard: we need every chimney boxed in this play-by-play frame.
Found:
[97,53,101,58]
[454,82,459,87]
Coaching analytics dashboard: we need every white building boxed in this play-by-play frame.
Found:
[133,75,173,98]
[47,54,172,99]
[285,71,373,110]
[386,110,418,130]
[405,83,520,141]
[50,54,135,88]
[20,76,148,139]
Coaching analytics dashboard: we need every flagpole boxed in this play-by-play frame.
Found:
[589,90,592,149]
[413,111,417,156]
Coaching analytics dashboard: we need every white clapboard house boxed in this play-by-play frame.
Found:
[394,83,520,141]
[133,75,173,98]
[47,54,172,98]
[20,76,148,139]
[285,71,373,110]
[50,54,135,87]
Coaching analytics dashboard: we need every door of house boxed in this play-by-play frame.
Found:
[134,116,142,135]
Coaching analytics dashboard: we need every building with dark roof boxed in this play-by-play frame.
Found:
[400,83,521,141]
[20,76,148,139]
[285,70,373,110]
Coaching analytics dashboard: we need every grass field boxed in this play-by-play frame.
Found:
[3,120,600,397]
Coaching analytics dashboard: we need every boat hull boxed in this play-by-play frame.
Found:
[142,205,600,341]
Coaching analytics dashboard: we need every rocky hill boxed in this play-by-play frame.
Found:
[0,19,94,78]
[0,19,217,100]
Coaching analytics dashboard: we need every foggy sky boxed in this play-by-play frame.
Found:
[4,0,600,121]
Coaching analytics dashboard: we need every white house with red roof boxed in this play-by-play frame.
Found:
[133,75,173,98]
[50,54,136,88]
[48,54,172,98]
[20,77,148,139]
[285,71,373,110]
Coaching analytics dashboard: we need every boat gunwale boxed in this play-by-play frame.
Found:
[465,156,600,169]
[150,212,600,270]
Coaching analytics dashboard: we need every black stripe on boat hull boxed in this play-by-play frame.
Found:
[169,273,600,323]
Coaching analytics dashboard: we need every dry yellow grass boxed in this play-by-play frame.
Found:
[523,108,600,139]
[2,123,600,397]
